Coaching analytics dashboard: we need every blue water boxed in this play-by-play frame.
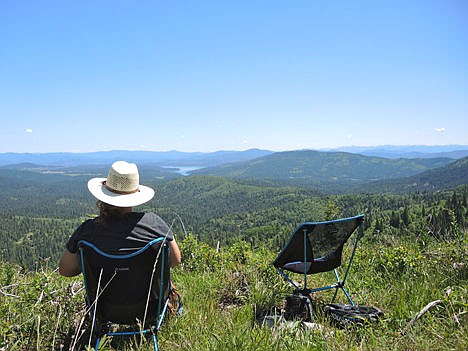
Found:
[163,166,204,176]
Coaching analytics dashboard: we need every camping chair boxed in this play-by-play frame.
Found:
[273,214,365,307]
[78,237,171,351]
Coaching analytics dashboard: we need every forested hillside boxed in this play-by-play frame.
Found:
[191,150,456,189]
[0,164,466,268]
[359,156,468,193]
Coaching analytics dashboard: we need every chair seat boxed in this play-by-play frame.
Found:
[283,261,312,273]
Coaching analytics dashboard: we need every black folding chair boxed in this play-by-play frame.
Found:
[273,215,365,306]
[78,237,171,351]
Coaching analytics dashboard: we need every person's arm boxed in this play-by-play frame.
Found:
[59,249,82,277]
[169,239,182,268]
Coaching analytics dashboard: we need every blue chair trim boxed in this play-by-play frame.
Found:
[78,237,165,259]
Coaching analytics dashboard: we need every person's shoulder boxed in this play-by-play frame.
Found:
[139,212,165,223]
[67,217,99,253]
[139,212,173,238]
[143,212,162,220]
[75,217,97,231]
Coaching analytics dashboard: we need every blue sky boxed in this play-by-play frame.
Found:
[1,0,467,153]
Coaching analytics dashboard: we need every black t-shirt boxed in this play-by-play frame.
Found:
[66,212,174,254]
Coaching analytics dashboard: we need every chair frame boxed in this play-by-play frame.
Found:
[274,215,364,306]
[78,237,170,351]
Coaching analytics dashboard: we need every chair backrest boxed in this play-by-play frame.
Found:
[273,215,364,275]
[78,238,170,326]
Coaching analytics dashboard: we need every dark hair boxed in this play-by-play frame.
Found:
[96,200,129,226]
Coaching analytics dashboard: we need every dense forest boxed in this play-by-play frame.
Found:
[0,164,466,268]
[192,150,457,182]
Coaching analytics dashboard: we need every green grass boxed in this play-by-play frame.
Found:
[1,233,466,350]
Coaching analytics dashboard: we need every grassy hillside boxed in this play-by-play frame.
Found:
[1,230,466,350]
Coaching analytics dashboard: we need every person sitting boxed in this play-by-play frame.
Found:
[59,160,181,277]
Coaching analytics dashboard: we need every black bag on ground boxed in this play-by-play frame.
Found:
[324,303,384,328]
[284,293,312,322]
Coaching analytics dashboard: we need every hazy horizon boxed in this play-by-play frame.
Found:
[1,144,468,156]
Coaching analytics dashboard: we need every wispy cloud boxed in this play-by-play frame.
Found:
[434,127,445,133]
[25,128,33,133]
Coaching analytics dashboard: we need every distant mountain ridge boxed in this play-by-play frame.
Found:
[327,145,468,159]
[0,150,466,195]
[1,145,467,168]
[191,150,454,182]
[0,149,273,167]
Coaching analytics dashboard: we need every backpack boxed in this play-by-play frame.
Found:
[323,303,384,328]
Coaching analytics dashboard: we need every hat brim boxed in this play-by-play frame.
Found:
[87,178,155,207]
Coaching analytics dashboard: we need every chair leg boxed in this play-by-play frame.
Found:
[152,334,158,351]
[94,337,101,350]
[331,287,339,303]
[341,286,355,306]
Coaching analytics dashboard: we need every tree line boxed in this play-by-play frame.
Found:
[0,170,466,268]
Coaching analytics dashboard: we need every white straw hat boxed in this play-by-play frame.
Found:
[87,161,155,207]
